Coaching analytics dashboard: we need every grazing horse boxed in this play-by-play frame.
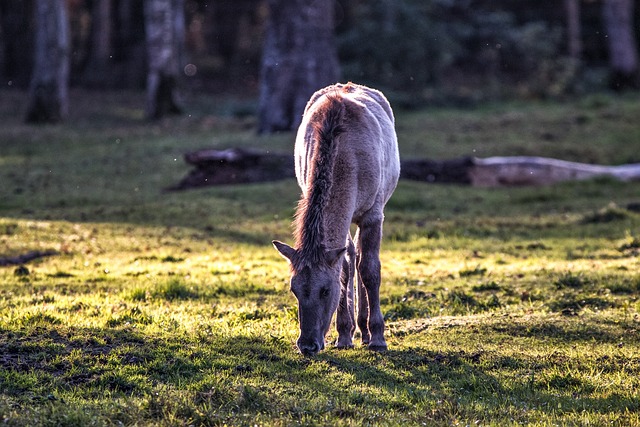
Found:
[273,83,400,356]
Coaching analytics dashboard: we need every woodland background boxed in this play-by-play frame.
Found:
[1,0,639,132]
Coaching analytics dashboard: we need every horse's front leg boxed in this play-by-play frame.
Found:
[356,219,387,351]
[336,235,356,349]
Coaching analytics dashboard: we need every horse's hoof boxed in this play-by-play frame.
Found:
[335,337,354,349]
[336,343,354,350]
[367,342,388,352]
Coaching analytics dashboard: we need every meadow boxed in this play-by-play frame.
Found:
[0,89,639,426]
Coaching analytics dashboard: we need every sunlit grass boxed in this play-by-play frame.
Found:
[0,89,639,426]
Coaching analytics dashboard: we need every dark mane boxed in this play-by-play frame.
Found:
[293,95,345,269]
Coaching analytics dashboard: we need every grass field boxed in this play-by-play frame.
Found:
[1,89,639,426]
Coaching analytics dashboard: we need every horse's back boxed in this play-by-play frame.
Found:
[303,82,394,125]
[296,83,400,215]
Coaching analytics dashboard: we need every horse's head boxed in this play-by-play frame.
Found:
[273,240,345,356]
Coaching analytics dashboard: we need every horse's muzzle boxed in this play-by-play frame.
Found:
[297,339,324,356]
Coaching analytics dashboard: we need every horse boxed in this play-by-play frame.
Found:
[272,82,400,356]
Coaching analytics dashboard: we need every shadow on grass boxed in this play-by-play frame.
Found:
[481,314,640,345]
[305,345,638,423]
[2,317,638,424]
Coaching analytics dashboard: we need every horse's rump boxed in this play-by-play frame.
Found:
[293,82,400,252]
[295,82,398,193]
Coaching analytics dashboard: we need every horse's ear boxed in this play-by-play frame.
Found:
[325,247,347,268]
[272,240,297,264]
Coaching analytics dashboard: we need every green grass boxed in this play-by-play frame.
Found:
[1,89,639,426]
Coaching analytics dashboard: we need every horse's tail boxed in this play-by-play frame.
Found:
[309,95,345,209]
[314,95,345,149]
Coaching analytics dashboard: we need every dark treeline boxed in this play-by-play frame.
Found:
[0,0,638,130]
[0,0,265,91]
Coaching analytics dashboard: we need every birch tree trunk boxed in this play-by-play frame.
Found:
[602,0,639,90]
[25,0,70,123]
[144,0,185,119]
[258,0,340,133]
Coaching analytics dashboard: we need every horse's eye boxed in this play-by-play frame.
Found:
[319,287,330,298]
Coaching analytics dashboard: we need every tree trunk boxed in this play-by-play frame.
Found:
[564,0,581,61]
[25,0,70,123]
[258,0,340,133]
[111,0,146,89]
[144,0,185,119]
[81,0,113,87]
[602,0,639,90]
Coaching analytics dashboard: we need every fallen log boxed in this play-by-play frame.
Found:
[399,156,475,184]
[169,148,640,190]
[168,147,295,190]
[467,156,640,187]
[0,250,58,267]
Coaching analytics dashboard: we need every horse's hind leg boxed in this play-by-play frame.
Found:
[355,218,387,351]
[354,227,370,345]
[336,234,356,349]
